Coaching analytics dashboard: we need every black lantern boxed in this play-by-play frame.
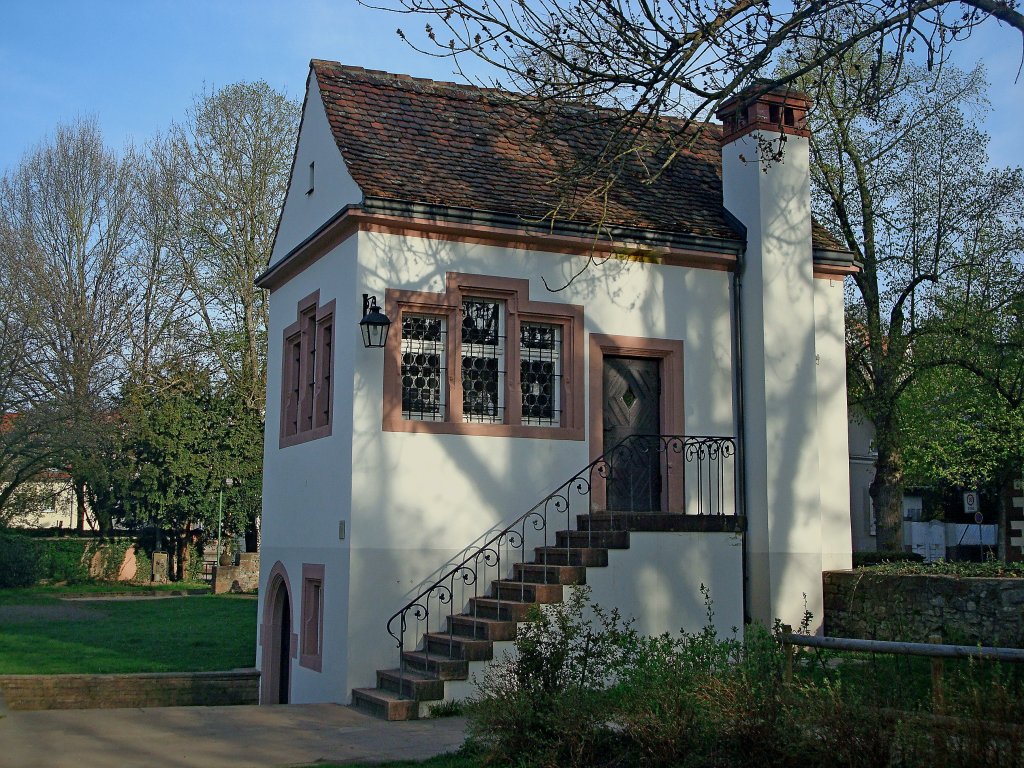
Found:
[359,294,391,348]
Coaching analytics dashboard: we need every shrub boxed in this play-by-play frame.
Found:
[38,538,91,583]
[468,587,637,768]
[0,532,42,587]
[861,558,1024,578]
[132,545,152,584]
[468,587,1024,768]
[853,550,925,567]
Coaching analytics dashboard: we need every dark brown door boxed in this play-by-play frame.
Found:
[603,356,661,511]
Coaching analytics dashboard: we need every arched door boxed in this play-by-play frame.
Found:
[263,574,291,704]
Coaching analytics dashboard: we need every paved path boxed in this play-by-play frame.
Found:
[0,703,468,768]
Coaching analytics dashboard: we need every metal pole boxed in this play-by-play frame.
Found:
[217,487,224,562]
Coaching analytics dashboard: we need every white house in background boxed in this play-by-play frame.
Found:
[255,60,857,717]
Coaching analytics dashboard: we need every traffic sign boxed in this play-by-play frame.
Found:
[963,491,979,515]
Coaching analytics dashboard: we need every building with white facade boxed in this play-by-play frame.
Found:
[255,61,857,717]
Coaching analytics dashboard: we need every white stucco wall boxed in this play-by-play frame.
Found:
[583,532,744,635]
[257,235,358,703]
[270,76,363,268]
[339,231,738,696]
[815,277,853,573]
[722,131,826,631]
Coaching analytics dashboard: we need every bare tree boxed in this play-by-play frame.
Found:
[369,0,1023,204]
[0,315,66,522]
[161,82,300,410]
[0,118,137,531]
[794,42,1024,550]
[125,144,195,383]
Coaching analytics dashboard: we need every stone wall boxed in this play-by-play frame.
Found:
[824,570,1024,648]
[0,669,259,711]
[212,552,259,594]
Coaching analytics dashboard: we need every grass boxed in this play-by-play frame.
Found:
[0,581,210,605]
[0,583,256,674]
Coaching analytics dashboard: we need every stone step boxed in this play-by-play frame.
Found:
[556,529,629,549]
[491,579,564,604]
[377,667,445,700]
[576,513,656,531]
[512,562,587,585]
[423,631,493,661]
[534,546,609,567]
[351,687,417,721]
[401,650,469,680]
[446,614,518,641]
[577,512,743,532]
[467,597,537,622]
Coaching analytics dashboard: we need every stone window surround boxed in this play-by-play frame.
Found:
[280,290,336,449]
[383,272,584,440]
[299,563,325,672]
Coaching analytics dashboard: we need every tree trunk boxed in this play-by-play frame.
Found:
[74,478,87,533]
[181,522,192,582]
[999,477,1012,562]
[870,446,905,552]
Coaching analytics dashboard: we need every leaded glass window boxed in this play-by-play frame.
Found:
[461,299,505,423]
[401,314,446,420]
[520,322,561,426]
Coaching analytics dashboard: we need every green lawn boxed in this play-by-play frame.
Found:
[0,584,256,674]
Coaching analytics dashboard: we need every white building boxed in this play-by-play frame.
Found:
[255,61,857,717]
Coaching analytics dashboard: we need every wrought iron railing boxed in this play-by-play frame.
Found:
[384,434,737,686]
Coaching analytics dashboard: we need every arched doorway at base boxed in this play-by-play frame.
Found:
[261,562,292,704]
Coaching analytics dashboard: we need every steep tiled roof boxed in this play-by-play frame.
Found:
[312,60,744,244]
[311,60,848,253]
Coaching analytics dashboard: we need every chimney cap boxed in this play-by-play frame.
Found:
[716,81,812,144]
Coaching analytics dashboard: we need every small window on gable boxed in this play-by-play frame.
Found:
[306,161,315,195]
[384,273,584,440]
[299,563,324,672]
[280,292,335,448]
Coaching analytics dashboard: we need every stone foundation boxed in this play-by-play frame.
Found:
[824,570,1024,648]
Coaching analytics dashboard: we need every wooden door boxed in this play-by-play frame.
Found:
[602,356,661,511]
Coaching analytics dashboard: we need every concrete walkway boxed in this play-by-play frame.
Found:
[0,703,468,768]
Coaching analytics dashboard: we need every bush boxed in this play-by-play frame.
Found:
[860,558,1024,578]
[132,545,152,584]
[0,533,42,587]
[467,587,1024,768]
[468,587,635,768]
[38,538,91,583]
[853,550,925,567]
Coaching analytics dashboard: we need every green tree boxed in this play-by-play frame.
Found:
[118,364,258,579]
[788,44,1024,550]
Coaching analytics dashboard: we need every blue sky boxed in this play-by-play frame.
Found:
[1,0,1021,174]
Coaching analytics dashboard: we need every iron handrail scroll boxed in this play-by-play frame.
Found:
[384,433,736,687]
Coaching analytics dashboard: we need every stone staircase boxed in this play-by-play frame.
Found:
[351,514,637,720]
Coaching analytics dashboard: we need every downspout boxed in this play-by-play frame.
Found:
[730,243,750,626]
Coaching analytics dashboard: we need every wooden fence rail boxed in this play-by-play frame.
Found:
[781,630,1024,711]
